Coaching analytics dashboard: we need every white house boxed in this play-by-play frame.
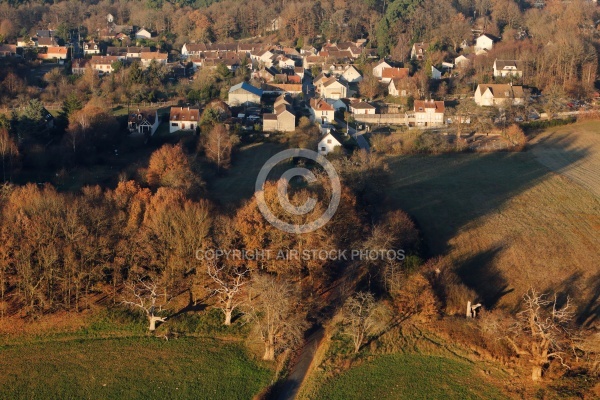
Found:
[83,40,100,55]
[90,55,119,74]
[135,28,153,40]
[474,34,497,52]
[380,67,409,84]
[318,132,343,155]
[493,59,524,78]
[140,52,168,68]
[128,110,159,135]
[107,13,115,23]
[411,42,427,60]
[372,59,391,79]
[388,77,414,97]
[278,56,296,69]
[454,54,472,68]
[228,82,263,106]
[349,101,376,115]
[474,84,524,106]
[320,77,348,99]
[431,66,442,80]
[169,107,200,133]
[310,98,335,124]
[340,65,363,83]
[263,104,296,132]
[414,100,445,127]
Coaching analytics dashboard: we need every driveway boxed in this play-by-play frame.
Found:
[336,118,370,152]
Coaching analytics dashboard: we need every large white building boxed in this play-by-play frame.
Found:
[227,82,263,106]
[474,84,524,106]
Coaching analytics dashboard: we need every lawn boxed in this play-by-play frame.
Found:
[0,336,271,400]
[313,354,507,400]
[385,124,600,314]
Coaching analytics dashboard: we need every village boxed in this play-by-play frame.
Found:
[1,9,587,158]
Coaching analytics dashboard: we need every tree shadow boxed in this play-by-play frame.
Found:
[455,246,514,309]
[385,134,593,309]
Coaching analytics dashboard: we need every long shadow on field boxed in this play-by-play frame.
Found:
[455,246,514,309]
[385,138,591,307]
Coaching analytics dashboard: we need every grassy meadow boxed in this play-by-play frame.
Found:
[313,354,507,400]
[0,336,271,400]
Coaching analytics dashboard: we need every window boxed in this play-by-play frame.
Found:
[171,123,178,127]
[321,147,326,151]
[327,139,332,144]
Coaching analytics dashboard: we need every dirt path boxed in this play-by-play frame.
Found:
[530,123,600,198]
[272,327,324,400]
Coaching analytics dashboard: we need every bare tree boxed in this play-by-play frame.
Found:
[122,277,170,332]
[343,292,388,353]
[506,288,575,381]
[207,262,249,326]
[246,274,306,361]
[0,128,18,182]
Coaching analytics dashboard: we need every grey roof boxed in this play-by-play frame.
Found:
[229,82,263,96]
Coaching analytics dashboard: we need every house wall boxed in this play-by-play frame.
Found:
[277,112,295,132]
[415,110,444,126]
[263,118,278,132]
[310,108,335,124]
[318,135,341,155]
[169,120,197,133]
[228,91,261,106]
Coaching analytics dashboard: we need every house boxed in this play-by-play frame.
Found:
[493,59,524,78]
[140,52,168,68]
[320,77,348,99]
[388,76,415,97]
[36,30,54,38]
[0,44,18,57]
[414,99,445,127]
[38,46,69,61]
[318,131,343,155]
[71,58,89,74]
[454,54,473,68]
[106,46,128,59]
[431,66,442,80]
[262,104,295,132]
[474,84,524,106]
[310,98,335,124]
[294,66,305,80]
[127,46,151,59]
[128,110,159,135]
[267,16,282,32]
[36,37,59,48]
[326,98,349,112]
[90,55,120,74]
[349,101,376,115]
[278,56,296,69]
[372,59,391,78]
[83,40,100,55]
[169,106,200,133]
[107,13,115,23]
[135,28,154,40]
[181,43,207,58]
[17,37,34,47]
[228,82,263,106]
[380,67,409,84]
[340,65,362,83]
[411,43,427,60]
[474,34,497,52]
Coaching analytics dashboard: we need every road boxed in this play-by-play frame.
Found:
[336,118,370,152]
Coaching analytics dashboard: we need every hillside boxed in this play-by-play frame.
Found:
[385,123,600,316]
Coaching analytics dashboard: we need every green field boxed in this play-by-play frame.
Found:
[0,336,271,400]
[314,354,507,400]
